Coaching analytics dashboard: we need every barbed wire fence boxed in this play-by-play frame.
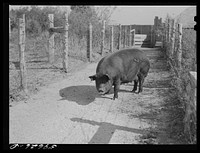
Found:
[162,16,196,144]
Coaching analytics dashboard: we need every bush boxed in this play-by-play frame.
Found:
[182,29,196,71]
[26,19,42,36]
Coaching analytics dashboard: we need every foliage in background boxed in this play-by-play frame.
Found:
[9,5,116,54]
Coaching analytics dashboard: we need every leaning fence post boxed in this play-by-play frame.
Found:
[87,22,92,62]
[101,20,106,55]
[110,25,113,53]
[117,24,121,50]
[171,19,176,57]
[177,23,182,69]
[62,12,69,72]
[18,14,27,93]
[48,14,54,63]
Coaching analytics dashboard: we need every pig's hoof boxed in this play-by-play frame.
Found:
[132,89,137,93]
[112,96,118,100]
[137,90,143,94]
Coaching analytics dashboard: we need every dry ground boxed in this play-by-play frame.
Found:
[9,47,186,144]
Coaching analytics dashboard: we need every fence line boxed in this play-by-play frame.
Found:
[163,17,196,143]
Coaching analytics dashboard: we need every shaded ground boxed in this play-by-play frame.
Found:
[9,47,186,144]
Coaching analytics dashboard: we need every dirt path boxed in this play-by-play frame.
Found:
[9,48,184,144]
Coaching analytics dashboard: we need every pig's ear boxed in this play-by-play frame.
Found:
[89,75,97,81]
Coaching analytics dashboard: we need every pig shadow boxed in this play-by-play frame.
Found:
[59,85,98,105]
[59,85,133,105]
[59,85,115,105]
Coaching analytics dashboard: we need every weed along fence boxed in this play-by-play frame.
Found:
[162,18,196,143]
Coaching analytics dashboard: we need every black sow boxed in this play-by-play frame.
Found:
[89,48,150,100]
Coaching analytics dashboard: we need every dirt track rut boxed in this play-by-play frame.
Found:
[9,47,182,144]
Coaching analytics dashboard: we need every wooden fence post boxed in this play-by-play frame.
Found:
[167,19,172,57]
[48,14,54,63]
[154,16,158,46]
[118,24,121,50]
[162,23,166,48]
[123,25,126,48]
[87,22,92,62]
[167,18,171,43]
[9,18,11,38]
[177,23,182,69]
[18,14,27,93]
[62,12,69,72]
[171,19,176,57]
[132,29,135,46]
[129,25,131,47]
[110,25,113,53]
[101,20,106,55]
[150,25,153,47]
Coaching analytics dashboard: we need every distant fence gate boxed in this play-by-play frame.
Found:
[112,24,156,48]
[110,16,163,49]
[131,25,153,47]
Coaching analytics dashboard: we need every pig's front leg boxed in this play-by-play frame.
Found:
[113,78,121,100]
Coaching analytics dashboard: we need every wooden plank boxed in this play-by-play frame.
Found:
[134,38,148,42]
[134,34,147,39]
[49,27,65,33]
[134,41,150,44]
